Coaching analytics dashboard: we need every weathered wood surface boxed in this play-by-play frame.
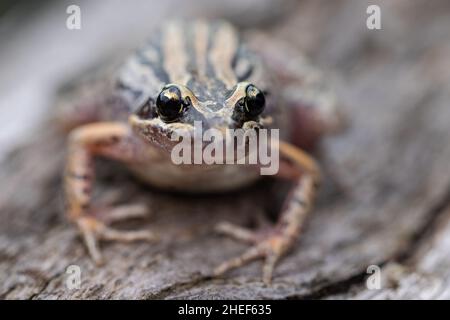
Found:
[1,0,450,299]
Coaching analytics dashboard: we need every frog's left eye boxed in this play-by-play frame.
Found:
[156,86,185,122]
[244,84,265,118]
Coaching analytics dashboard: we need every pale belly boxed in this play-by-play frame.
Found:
[127,147,262,193]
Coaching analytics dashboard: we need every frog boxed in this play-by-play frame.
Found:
[59,20,343,284]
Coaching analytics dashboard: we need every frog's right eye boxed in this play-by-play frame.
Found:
[156,86,184,122]
[244,84,265,118]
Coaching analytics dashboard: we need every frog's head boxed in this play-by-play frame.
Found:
[126,20,275,156]
[129,81,273,155]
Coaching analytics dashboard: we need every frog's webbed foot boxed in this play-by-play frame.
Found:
[214,222,290,284]
[75,204,157,265]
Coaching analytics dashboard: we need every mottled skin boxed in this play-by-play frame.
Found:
[62,20,341,284]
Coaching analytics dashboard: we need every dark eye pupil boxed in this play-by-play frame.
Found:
[244,85,265,118]
[156,86,183,121]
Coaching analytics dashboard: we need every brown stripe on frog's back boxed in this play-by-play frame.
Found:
[117,33,169,111]
[183,21,211,101]
[136,34,170,85]
[117,56,165,111]
[208,22,239,90]
[162,21,191,86]
[192,21,210,83]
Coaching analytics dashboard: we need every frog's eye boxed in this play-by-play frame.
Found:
[244,84,265,118]
[156,86,185,122]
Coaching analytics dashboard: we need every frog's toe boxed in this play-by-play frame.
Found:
[214,229,289,284]
[75,215,157,265]
[76,216,105,265]
[99,226,157,242]
[214,221,257,244]
[99,203,150,224]
[214,245,264,278]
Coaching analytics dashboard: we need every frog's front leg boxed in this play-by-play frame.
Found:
[65,122,157,264]
[214,141,320,284]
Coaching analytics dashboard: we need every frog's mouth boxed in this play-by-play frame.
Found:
[129,114,268,163]
[129,114,191,154]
